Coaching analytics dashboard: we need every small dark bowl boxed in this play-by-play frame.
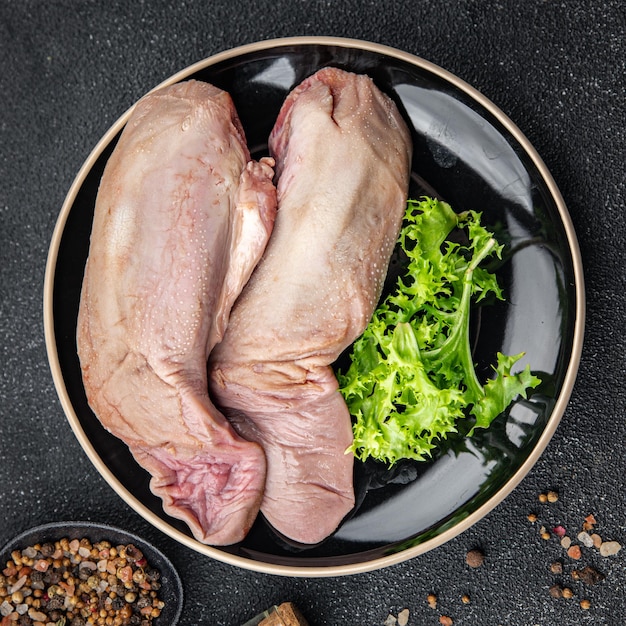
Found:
[0,521,183,625]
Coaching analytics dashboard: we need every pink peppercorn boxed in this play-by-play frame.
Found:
[33,559,49,572]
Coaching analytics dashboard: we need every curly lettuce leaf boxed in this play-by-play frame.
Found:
[338,197,541,466]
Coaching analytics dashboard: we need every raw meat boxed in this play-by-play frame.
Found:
[209,68,413,543]
[77,80,277,545]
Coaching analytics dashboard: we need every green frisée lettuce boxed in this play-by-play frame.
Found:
[338,197,541,465]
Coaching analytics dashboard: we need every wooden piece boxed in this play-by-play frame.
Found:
[259,602,309,626]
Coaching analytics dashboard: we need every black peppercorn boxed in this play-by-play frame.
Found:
[39,543,55,557]
[30,570,44,583]
[111,596,125,611]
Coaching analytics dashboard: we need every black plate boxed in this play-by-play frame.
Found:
[44,37,584,576]
[0,521,183,624]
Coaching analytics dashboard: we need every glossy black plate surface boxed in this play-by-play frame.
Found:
[0,521,183,624]
[44,37,584,576]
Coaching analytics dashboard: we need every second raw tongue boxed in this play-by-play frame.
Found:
[210,67,413,544]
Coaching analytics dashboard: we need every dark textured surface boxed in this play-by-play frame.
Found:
[0,2,624,625]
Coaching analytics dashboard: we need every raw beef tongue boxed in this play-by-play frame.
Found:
[77,80,277,545]
[209,67,413,544]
